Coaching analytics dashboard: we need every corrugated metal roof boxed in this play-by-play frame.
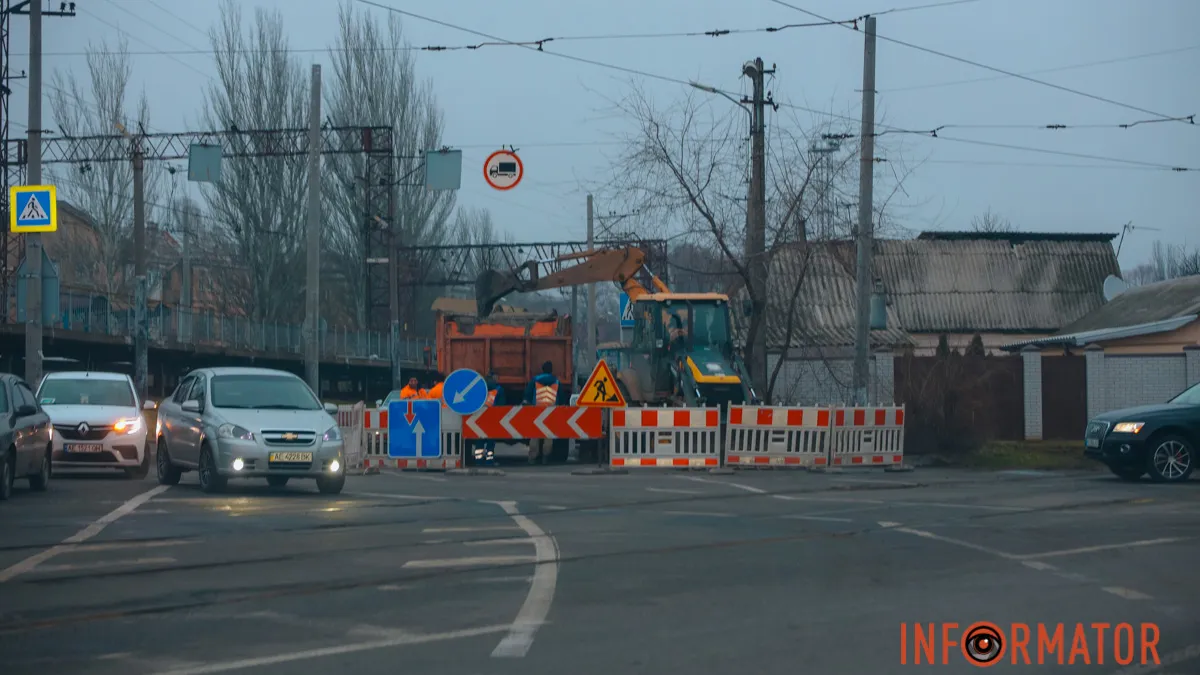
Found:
[1058,274,1200,333]
[1001,314,1198,351]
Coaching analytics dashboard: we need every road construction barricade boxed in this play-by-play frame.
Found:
[828,405,905,467]
[725,405,832,468]
[361,407,463,471]
[609,407,721,468]
[337,402,366,470]
[463,405,604,441]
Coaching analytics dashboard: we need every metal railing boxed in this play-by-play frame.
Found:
[10,290,436,365]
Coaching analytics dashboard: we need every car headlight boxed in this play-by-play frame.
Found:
[113,417,143,435]
[323,425,342,442]
[218,423,255,440]
[1112,422,1144,434]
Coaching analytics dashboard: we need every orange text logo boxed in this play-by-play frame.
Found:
[899,622,1161,667]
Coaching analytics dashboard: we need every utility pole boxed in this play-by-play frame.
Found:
[303,64,322,393]
[851,15,877,406]
[387,188,400,390]
[22,0,41,387]
[585,194,595,374]
[179,192,192,341]
[132,138,147,399]
[742,57,773,398]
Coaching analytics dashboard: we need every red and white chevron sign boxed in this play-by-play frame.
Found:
[463,405,604,440]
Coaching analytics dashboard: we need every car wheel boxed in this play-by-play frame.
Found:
[315,474,345,495]
[266,476,289,488]
[198,445,227,494]
[1108,464,1144,481]
[156,437,182,486]
[28,446,51,491]
[1146,434,1195,483]
[0,448,13,501]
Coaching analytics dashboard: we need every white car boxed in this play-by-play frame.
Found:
[36,371,154,479]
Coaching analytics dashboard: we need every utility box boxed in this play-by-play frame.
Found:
[15,247,60,324]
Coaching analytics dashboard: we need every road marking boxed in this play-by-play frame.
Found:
[377,584,412,591]
[353,492,450,501]
[0,484,170,583]
[677,476,766,493]
[468,575,535,584]
[663,510,735,518]
[381,471,446,482]
[541,505,568,510]
[1016,537,1187,560]
[152,624,511,674]
[75,538,196,552]
[892,526,1019,559]
[782,515,853,522]
[877,521,902,528]
[465,538,535,546]
[646,487,701,495]
[1103,586,1153,600]
[1021,561,1057,571]
[422,525,519,533]
[34,556,176,573]
[403,555,536,569]
[488,500,559,659]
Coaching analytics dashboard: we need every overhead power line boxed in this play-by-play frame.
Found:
[765,0,1193,127]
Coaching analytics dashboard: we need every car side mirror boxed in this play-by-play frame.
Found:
[15,404,37,417]
[323,402,338,415]
[143,400,157,410]
[181,400,202,413]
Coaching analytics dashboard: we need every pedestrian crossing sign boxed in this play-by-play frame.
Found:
[577,358,626,408]
[10,185,57,233]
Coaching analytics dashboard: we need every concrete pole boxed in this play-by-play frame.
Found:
[585,194,596,373]
[746,58,768,397]
[132,142,147,399]
[851,16,877,406]
[303,65,322,393]
[23,0,42,386]
[180,200,192,341]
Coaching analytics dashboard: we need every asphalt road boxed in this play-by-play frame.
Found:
[0,463,1196,674]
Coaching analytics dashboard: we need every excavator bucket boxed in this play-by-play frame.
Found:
[475,269,524,317]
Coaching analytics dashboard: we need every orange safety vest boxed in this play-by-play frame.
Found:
[417,388,429,399]
[534,382,559,406]
[485,389,497,406]
[427,382,445,403]
[399,386,419,399]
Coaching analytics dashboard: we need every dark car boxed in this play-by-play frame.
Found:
[1084,380,1200,483]
[0,373,54,500]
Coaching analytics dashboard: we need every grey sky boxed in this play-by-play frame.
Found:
[9,0,1199,268]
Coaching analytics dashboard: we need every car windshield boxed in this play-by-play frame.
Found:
[690,301,730,348]
[1169,381,1200,405]
[38,378,134,406]
[211,375,321,410]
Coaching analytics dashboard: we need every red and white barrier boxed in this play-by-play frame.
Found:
[725,405,832,468]
[361,407,463,471]
[336,402,366,470]
[828,406,905,467]
[463,405,604,440]
[609,407,721,468]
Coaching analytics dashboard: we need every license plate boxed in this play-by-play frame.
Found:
[269,452,313,462]
[1086,438,1100,448]
[65,443,105,453]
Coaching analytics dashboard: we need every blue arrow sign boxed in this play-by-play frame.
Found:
[619,292,634,328]
[443,368,488,415]
[388,399,442,458]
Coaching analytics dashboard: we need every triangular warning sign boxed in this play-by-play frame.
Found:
[18,194,47,221]
[578,358,626,408]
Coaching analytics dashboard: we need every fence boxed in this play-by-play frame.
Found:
[609,408,722,468]
[725,405,832,468]
[360,406,463,470]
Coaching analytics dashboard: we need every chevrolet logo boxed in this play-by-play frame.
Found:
[77,422,90,434]
[282,433,298,441]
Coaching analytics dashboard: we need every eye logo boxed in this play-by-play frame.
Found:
[962,622,1005,667]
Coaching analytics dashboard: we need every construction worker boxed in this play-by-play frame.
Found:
[399,377,421,400]
[425,373,446,405]
[470,372,503,466]
[524,361,560,464]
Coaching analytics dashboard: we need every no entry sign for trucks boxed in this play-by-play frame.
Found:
[483,149,523,191]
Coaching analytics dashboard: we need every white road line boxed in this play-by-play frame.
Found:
[353,492,450,501]
[0,484,170,583]
[488,500,559,659]
[422,525,519,533]
[1102,586,1153,600]
[782,515,853,523]
[465,538,535,546]
[34,556,176,573]
[1110,644,1200,675]
[468,575,535,584]
[1021,560,1057,571]
[677,476,766,493]
[151,624,511,675]
[541,505,568,511]
[75,538,196,552]
[893,526,1020,559]
[663,510,736,518]
[1016,537,1187,560]
[403,556,535,569]
[646,487,701,495]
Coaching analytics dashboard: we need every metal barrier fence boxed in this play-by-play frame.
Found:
[828,406,906,467]
[336,402,366,470]
[609,407,721,468]
[361,407,462,470]
[725,405,832,468]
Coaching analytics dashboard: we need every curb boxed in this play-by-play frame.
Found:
[885,465,916,473]
[707,467,735,475]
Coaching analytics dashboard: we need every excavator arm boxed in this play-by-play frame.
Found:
[476,246,669,316]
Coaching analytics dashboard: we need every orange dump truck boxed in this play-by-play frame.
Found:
[435,309,574,405]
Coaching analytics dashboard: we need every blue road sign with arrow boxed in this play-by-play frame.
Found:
[388,399,441,458]
[443,368,488,416]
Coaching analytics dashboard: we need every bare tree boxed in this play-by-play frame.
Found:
[1124,240,1200,285]
[970,207,1014,233]
[324,1,455,327]
[48,39,160,297]
[202,0,309,322]
[454,206,511,280]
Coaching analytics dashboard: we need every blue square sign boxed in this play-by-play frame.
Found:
[387,399,442,458]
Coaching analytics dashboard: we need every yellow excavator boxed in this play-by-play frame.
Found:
[476,246,760,408]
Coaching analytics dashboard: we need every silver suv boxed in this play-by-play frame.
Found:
[155,367,346,494]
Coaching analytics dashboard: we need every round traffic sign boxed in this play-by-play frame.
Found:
[483,150,523,191]
[442,368,489,416]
